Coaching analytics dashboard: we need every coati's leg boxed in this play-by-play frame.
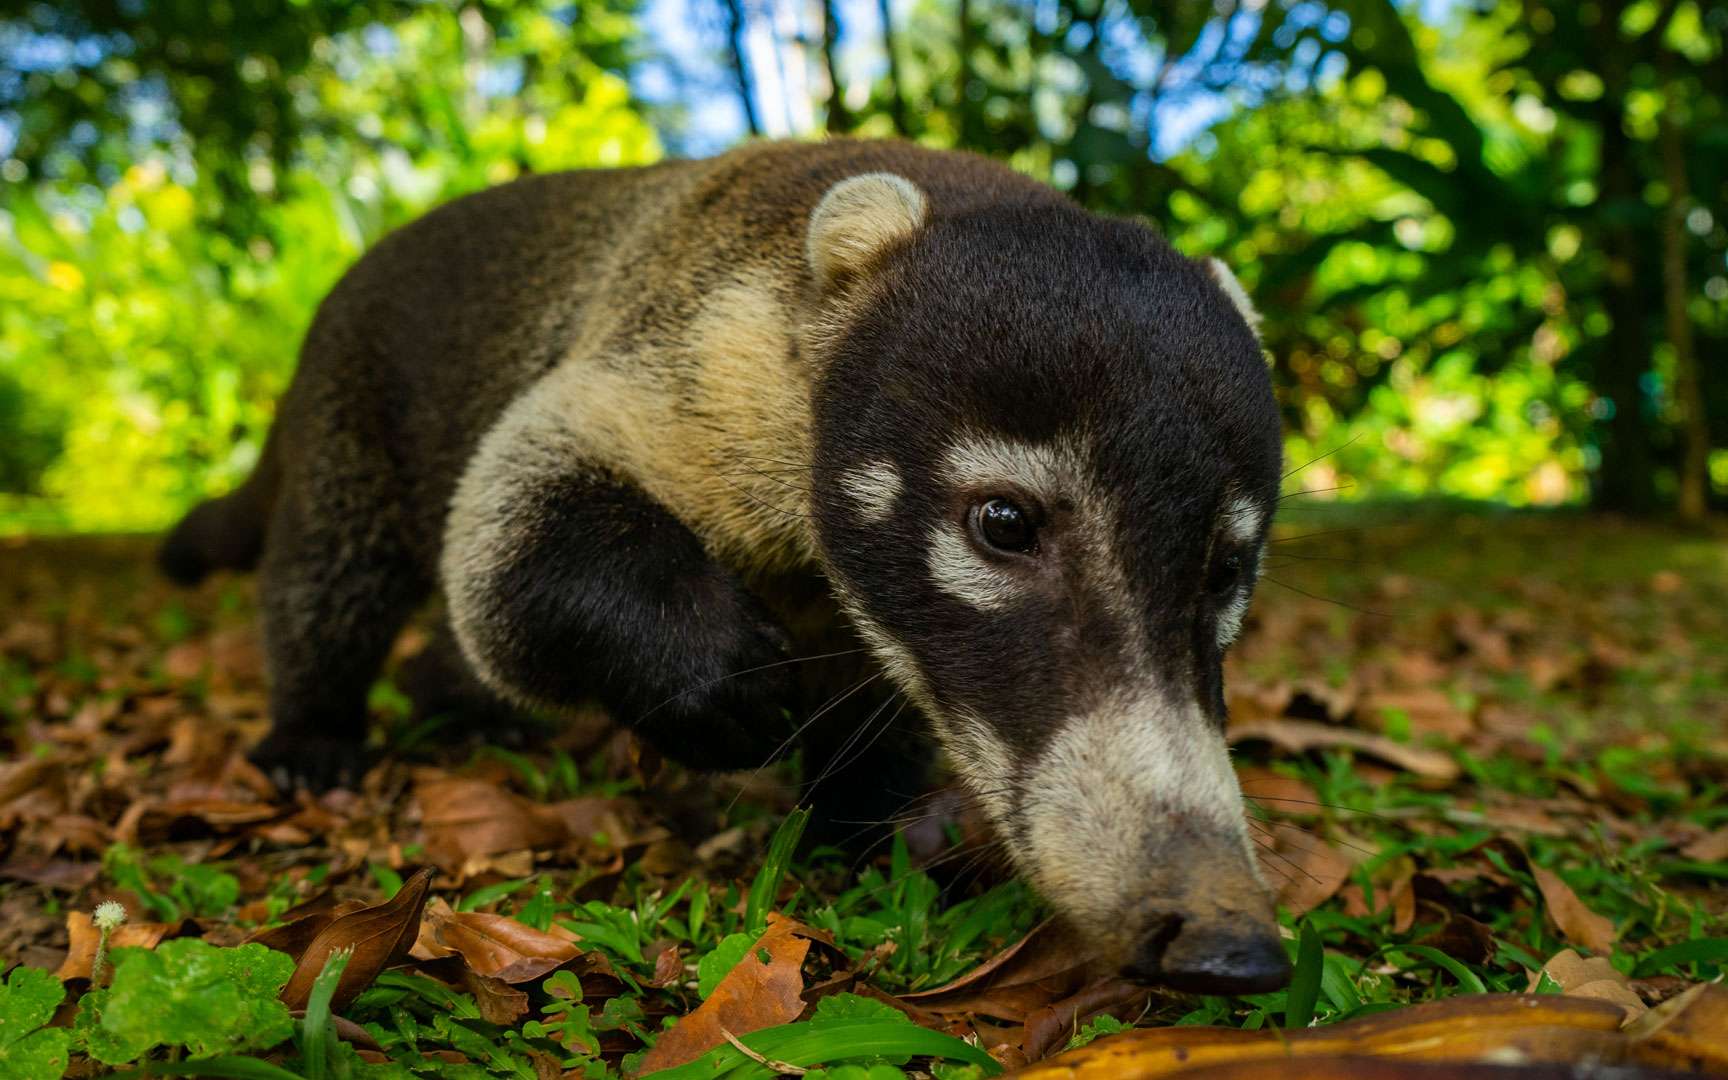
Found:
[396,617,545,744]
[444,466,797,770]
[252,483,430,789]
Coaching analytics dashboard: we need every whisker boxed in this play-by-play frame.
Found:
[1263,576,1384,618]
[712,470,811,520]
[1249,816,1377,859]
[802,693,907,796]
[1281,435,1360,481]
[1278,483,1355,501]
[1248,834,1311,885]
[717,465,814,495]
[1247,829,1322,885]
[636,647,867,723]
[1239,794,1390,823]
[1268,527,1364,545]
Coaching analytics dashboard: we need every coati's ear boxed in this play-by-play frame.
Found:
[807,173,928,292]
[1204,257,1262,338]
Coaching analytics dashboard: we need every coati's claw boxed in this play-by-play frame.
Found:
[250,732,367,794]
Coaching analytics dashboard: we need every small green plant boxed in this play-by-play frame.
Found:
[0,966,73,1080]
[75,939,295,1065]
[652,993,1001,1079]
[102,845,240,922]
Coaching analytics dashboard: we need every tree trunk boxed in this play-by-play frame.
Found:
[1589,0,1660,515]
[876,0,910,135]
[820,0,852,133]
[721,0,762,136]
[955,0,978,146]
[1659,76,1710,522]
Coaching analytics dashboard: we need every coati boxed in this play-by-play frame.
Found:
[160,139,1290,994]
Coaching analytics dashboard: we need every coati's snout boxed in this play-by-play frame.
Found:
[804,172,1288,991]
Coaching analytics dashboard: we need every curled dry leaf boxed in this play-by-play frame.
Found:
[462,970,531,1025]
[1012,994,1633,1079]
[1538,949,1645,1020]
[1623,984,1728,1074]
[1021,977,1151,1062]
[900,919,1092,1023]
[1228,719,1461,782]
[652,945,683,988]
[56,910,191,981]
[412,896,582,983]
[280,867,435,1011]
[634,915,813,1074]
[1530,864,1616,956]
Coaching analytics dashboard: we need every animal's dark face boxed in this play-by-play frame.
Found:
[807,182,1288,993]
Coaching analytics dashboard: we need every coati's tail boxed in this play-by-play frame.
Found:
[158,427,282,586]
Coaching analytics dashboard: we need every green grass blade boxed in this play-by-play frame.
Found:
[1399,946,1488,994]
[1632,937,1728,979]
[105,1059,308,1080]
[644,1017,1002,1079]
[1285,922,1323,1028]
[745,808,808,936]
[299,947,352,1080]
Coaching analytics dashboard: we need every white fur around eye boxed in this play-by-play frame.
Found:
[1222,494,1265,545]
[927,524,1018,611]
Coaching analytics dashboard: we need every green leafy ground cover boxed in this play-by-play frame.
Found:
[0,507,1724,1077]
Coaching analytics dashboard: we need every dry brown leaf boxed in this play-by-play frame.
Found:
[247,892,369,958]
[1531,864,1616,955]
[1261,833,1355,919]
[412,897,582,983]
[900,919,1092,1022]
[416,778,568,871]
[634,916,812,1074]
[651,945,683,988]
[280,868,434,1011]
[56,910,190,981]
[1679,827,1728,862]
[1021,977,1151,1062]
[1012,993,1632,1079]
[1539,949,1645,1019]
[462,969,531,1025]
[1228,719,1461,781]
[1624,983,1728,1073]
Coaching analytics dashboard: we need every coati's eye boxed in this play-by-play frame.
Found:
[1208,552,1244,596]
[974,498,1037,554]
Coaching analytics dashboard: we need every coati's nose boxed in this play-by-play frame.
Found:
[1120,916,1292,994]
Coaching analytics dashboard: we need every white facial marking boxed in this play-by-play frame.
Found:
[1019,686,1257,947]
[943,433,1076,505]
[924,433,1091,612]
[1215,495,1267,648]
[926,526,1018,611]
[1222,494,1265,546]
[841,461,903,523]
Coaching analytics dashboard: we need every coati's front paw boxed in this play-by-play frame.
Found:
[632,621,799,771]
[250,730,368,794]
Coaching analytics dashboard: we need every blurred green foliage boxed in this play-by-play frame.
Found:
[0,0,1723,533]
[1,0,657,531]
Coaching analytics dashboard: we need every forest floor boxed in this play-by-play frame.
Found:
[1,507,1726,1078]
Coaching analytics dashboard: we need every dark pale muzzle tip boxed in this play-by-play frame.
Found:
[1120,924,1293,996]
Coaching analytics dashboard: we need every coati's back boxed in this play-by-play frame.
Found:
[163,141,1057,583]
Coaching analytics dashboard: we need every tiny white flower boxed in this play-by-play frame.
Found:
[93,901,128,931]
